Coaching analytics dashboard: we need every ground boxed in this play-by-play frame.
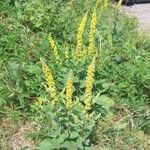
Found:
[122,4,150,34]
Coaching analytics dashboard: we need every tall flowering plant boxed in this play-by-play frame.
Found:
[32,57,114,150]
[31,2,114,149]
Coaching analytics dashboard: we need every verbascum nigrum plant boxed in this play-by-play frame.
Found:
[48,33,61,65]
[41,60,57,105]
[88,10,97,57]
[36,50,114,150]
[84,57,95,111]
[75,13,87,61]
[66,70,74,109]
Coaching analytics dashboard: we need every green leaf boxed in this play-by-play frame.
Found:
[61,141,76,149]
[85,139,90,146]
[38,138,61,150]
[102,82,112,90]
[76,138,84,149]
[94,95,115,110]
[53,126,62,136]
[38,139,52,150]
[70,131,79,139]
[74,76,79,83]
[58,131,68,143]
[79,80,85,88]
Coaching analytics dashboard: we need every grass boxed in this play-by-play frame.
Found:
[0,0,150,150]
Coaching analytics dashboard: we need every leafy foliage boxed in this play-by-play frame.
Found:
[0,0,150,149]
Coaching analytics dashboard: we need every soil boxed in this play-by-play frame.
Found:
[10,122,35,150]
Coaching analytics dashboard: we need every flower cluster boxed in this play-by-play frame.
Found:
[66,70,74,109]
[75,13,87,61]
[118,0,123,8]
[84,57,95,111]
[88,10,97,57]
[41,60,57,105]
[48,33,61,65]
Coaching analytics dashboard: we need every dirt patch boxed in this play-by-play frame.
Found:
[10,122,35,150]
[1,118,35,150]
[122,4,150,34]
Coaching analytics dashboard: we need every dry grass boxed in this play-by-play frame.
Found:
[0,117,35,150]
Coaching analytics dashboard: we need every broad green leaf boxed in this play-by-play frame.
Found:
[38,138,61,150]
[50,125,61,138]
[58,131,68,143]
[38,139,52,150]
[70,131,79,139]
[76,138,84,149]
[61,141,76,149]
[94,95,115,110]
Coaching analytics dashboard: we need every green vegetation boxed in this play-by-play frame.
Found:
[0,0,150,150]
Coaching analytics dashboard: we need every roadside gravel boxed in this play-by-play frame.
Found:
[122,4,150,34]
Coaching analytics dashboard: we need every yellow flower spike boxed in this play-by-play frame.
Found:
[48,33,61,65]
[75,13,87,61]
[118,0,123,8]
[88,10,97,57]
[84,57,95,111]
[66,70,74,109]
[41,60,57,105]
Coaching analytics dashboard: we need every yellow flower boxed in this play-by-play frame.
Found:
[118,0,123,8]
[48,33,61,65]
[41,60,57,104]
[88,10,97,57]
[84,57,95,111]
[75,13,87,61]
[66,70,74,109]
